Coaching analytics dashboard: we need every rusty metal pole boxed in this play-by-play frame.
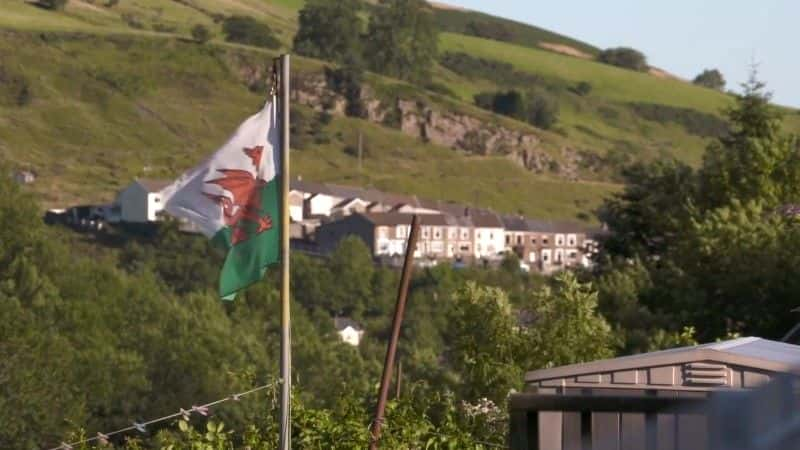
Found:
[369,214,420,450]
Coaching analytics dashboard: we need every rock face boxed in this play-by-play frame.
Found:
[235,67,574,176]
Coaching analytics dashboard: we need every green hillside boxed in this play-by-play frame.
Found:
[1,0,797,223]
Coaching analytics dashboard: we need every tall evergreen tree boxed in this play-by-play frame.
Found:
[293,0,364,63]
[699,71,800,209]
[364,0,438,82]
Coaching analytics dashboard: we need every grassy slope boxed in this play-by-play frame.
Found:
[2,0,797,222]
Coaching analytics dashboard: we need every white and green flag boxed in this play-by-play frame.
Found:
[159,98,281,299]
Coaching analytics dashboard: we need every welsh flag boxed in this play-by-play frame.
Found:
[159,98,281,299]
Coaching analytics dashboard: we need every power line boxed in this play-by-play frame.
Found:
[48,382,276,450]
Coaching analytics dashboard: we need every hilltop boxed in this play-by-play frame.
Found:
[1,0,798,222]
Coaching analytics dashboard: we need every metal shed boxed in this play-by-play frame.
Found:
[509,337,800,450]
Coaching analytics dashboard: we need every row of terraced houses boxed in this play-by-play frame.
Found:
[58,177,602,273]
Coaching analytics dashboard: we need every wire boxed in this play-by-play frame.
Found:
[47,382,276,450]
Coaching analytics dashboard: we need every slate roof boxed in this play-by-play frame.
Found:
[136,178,172,192]
[334,317,363,331]
[358,212,467,227]
[525,337,800,383]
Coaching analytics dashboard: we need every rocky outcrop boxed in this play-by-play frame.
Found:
[235,68,575,177]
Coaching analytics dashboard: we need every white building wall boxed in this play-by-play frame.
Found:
[147,192,164,222]
[337,327,364,346]
[308,194,341,216]
[289,205,303,222]
[474,227,505,259]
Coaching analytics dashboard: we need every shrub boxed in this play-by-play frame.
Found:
[527,88,559,129]
[105,0,119,6]
[464,20,514,42]
[473,89,559,129]
[221,16,280,49]
[191,24,211,43]
[152,23,177,33]
[693,68,725,90]
[572,81,592,96]
[597,47,648,72]
[38,0,68,10]
[439,52,541,87]
[630,102,728,138]
[121,13,144,29]
[325,60,366,118]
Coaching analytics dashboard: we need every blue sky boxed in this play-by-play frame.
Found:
[444,0,799,108]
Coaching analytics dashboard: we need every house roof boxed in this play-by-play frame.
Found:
[334,317,363,331]
[467,208,504,228]
[136,178,171,193]
[525,337,800,383]
[356,212,472,227]
[501,215,592,234]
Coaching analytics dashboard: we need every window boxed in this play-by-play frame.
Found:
[569,251,577,259]
[542,236,549,245]
[529,252,536,262]
[530,237,537,245]
[396,226,406,238]
[460,228,470,240]
[153,196,161,203]
[431,241,443,252]
[505,235,511,245]
[448,227,458,240]
[422,227,430,239]
[567,234,577,247]
[555,234,565,246]
[433,227,442,239]
[459,244,471,251]
[516,235,522,245]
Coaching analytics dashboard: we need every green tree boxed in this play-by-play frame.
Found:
[221,16,281,49]
[522,273,616,368]
[446,283,523,404]
[699,73,800,209]
[364,0,439,82]
[293,0,363,63]
[597,47,648,71]
[598,159,696,258]
[693,68,726,90]
[526,87,559,129]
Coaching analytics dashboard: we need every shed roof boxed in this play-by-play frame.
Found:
[525,337,800,384]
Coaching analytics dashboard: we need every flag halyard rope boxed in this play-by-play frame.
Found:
[47,382,276,450]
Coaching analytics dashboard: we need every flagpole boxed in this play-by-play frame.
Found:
[278,53,292,450]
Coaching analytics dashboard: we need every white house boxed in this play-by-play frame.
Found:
[334,317,364,346]
[115,179,171,223]
[470,209,505,260]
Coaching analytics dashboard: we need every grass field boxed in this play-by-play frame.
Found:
[1,0,797,223]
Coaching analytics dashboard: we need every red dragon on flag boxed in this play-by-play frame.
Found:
[202,145,273,245]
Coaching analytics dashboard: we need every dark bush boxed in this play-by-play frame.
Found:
[325,60,366,118]
[424,81,457,98]
[121,13,144,29]
[572,81,592,96]
[439,52,542,87]
[597,47,648,72]
[152,23,177,33]
[0,66,33,107]
[630,102,729,138]
[191,24,211,43]
[692,68,725,90]
[38,0,68,10]
[526,88,559,129]
[222,16,280,49]
[474,89,559,129]
[464,20,514,42]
